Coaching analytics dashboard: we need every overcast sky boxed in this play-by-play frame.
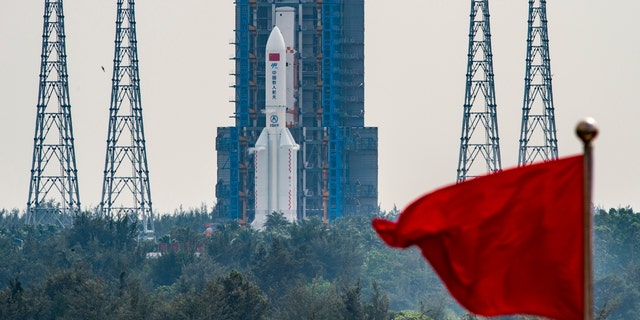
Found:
[1,1,639,214]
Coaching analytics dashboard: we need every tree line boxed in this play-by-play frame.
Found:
[0,206,637,319]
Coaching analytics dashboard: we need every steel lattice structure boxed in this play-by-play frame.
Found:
[457,0,502,182]
[27,0,81,228]
[101,0,154,237]
[217,0,377,224]
[518,0,558,165]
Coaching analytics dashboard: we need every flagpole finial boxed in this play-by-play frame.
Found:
[576,117,598,145]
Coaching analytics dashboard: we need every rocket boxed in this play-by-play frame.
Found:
[251,26,299,230]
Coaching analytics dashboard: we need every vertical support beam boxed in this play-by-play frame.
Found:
[228,127,241,220]
[518,0,558,165]
[101,0,154,238]
[235,0,252,128]
[322,0,344,221]
[221,0,252,221]
[457,0,502,182]
[27,0,81,228]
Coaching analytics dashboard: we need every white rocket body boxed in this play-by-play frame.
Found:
[252,26,299,230]
[274,7,297,126]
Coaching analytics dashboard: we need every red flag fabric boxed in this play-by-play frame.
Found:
[269,53,280,61]
[372,155,584,320]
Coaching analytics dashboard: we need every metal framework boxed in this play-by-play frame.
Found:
[457,0,502,182]
[322,0,345,221]
[217,0,377,223]
[100,0,154,237]
[518,0,558,165]
[27,0,81,228]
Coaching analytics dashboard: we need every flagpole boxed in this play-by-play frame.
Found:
[576,118,598,320]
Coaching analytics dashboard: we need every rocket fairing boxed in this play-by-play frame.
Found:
[252,26,299,230]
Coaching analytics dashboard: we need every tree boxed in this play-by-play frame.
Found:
[149,251,185,287]
[389,310,432,320]
[33,266,110,319]
[264,211,291,234]
[341,281,365,320]
[0,277,30,320]
[220,270,269,319]
[271,278,343,320]
[251,237,302,297]
[364,282,391,320]
[206,220,258,269]
[110,277,155,320]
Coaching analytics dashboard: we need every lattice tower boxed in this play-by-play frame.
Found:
[457,0,502,182]
[518,0,558,165]
[100,0,154,237]
[27,0,81,227]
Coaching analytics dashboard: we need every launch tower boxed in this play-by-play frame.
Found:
[216,0,378,224]
[518,0,558,165]
[27,0,81,228]
[100,0,154,237]
[457,0,502,182]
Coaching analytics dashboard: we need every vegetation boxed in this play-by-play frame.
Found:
[0,206,638,319]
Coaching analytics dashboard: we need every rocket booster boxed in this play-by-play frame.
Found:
[252,26,299,230]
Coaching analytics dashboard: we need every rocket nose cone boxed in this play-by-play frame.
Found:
[266,26,286,52]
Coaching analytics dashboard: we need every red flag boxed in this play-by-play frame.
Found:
[372,155,584,320]
[269,53,280,61]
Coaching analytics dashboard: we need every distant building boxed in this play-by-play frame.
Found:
[215,0,378,223]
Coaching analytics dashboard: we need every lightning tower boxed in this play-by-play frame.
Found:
[27,0,81,227]
[457,0,502,182]
[100,0,154,237]
[518,0,558,165]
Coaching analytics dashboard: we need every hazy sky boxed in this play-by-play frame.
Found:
[1,1,639,214]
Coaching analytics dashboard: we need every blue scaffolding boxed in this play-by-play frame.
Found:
[217,0,377,223]
[322,0,345,221]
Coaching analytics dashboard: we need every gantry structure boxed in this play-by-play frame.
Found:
[27,0,81,228]
[457,0,502,182]
[100,0,154,237]
[518,0,558,165]
[216,0,378,224]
